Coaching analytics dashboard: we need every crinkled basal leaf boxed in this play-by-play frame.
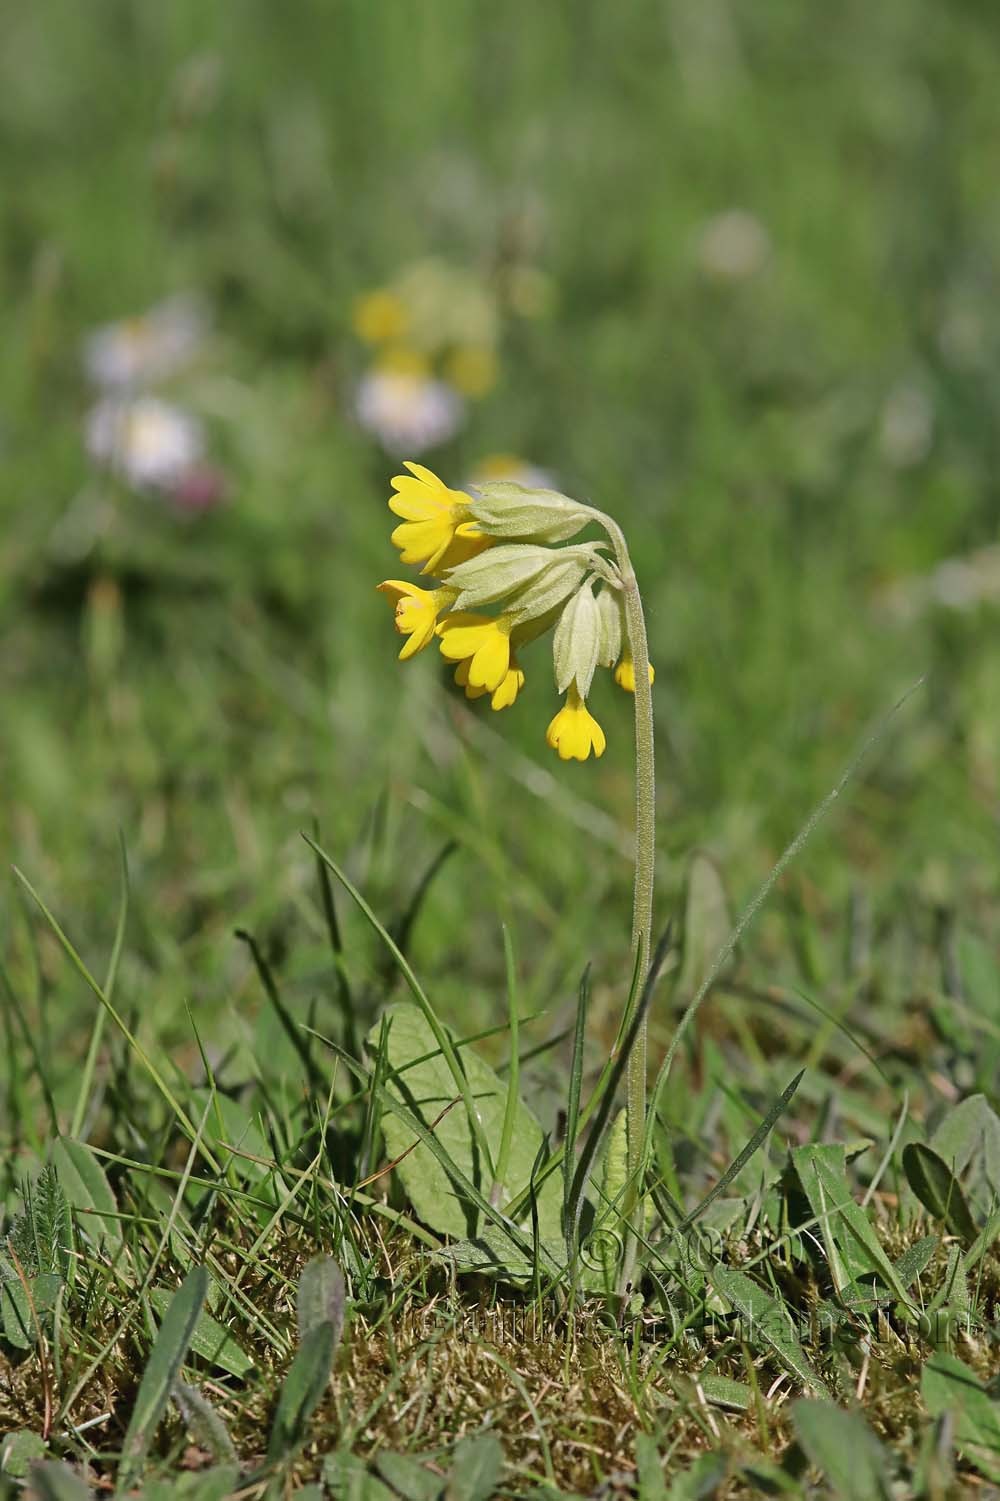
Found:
[677,851,734,1001]
[51,1137,121,1247]
[445,1433,504,1501]
[149,1286,253,1378]
[922,1353,1000,1483]
[709,1263,827,1395]
[791,1143,908,1301]
[902,1143,979,1246]
[367,1005,562,1242]
[791,1399,893,1500]
[931,1093,1000,1208]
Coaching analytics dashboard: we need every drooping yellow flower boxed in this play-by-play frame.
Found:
[613,652,655,694]
[352,289,410,344]
[454,650,525,710]
[453,659,488,701]
[437,612,513,692]
[546,683,606,761]
[377,580,456,660]
[490,657,525,710]
[389,462,483,575]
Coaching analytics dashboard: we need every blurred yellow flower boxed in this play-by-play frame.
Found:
[437,612,513,692]
[352,289,410,344]
[546,683,606,762]
[613,653,655,694]
[445,344,498,399]
[389,462,481,574]
[377,580,456,660]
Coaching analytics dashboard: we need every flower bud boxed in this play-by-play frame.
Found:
[468,480,596,543]
[595,586,623,668]
[552,579,601,697]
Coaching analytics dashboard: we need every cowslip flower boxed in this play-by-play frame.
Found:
[614,653,656,694]
[389,462,488,575]
[546,682,606,761]
[454,655,525,711]
[377,581,458,659]
[437,612,513,692]
[378,458,651,763]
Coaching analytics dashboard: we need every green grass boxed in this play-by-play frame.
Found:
[3,2,1000,1496]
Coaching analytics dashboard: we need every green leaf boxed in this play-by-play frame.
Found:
[677,851,734,1000]
[0,1431,46,1479]
[374,1452,445,1500]
[930,1094,1000,1209]
[791,1400,892,1499]
[267,1319,335,1462]
[149,1286,252,1378]
[791,1144,908,1300]
[172,1381,237,1464]
[367,1004,562,1241]
[634,1432,667,1499]
[189,1089,274,1185]
[0,1262,35,1349]
[323,1452,395,1499]
[51,1138,121,1247]
[709,1264,827,1395]
[20,1461,92,1501]
[117,1266,209,1495]
[666,1451,728,1501]
[922,1353,1000,1483]
[892,1233,939,1290]
[698,1375,752,1411]
[902,1143,979,1245]
[296,1254,346,1349]
[445,1433,503,1501]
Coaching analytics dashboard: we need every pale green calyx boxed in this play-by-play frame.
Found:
[445,543,561,610]
[552,578,601,696]
[595,585,623,668]
[507,552,599,627]
[468,480,597,543]
[447,542,607,617]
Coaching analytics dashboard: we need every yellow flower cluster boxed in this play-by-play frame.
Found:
[352,259,500,405]
[377,463,654,761]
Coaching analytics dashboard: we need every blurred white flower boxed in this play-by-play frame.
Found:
[355,362,464,454]
[467,454,557,493]
[85,396,205,490]
[697,209,770,281]
[82,293,209,389]
[880,545,1000,622]
[878,383,934,468]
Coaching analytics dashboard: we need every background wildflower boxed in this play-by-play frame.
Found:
[82,293,209,389]
[355,356,464,454]
[85,396,204,492]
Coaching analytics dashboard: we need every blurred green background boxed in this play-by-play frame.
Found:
[3,0,1000,1101]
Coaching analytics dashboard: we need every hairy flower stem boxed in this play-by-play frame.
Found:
[597,514,656,1294]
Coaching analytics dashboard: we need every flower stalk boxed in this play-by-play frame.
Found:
[595,512,655,1292]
